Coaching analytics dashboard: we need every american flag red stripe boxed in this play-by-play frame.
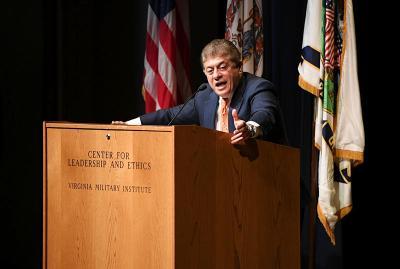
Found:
[324,3,336,70]
[145,34,158,73]
[143,0,191,112]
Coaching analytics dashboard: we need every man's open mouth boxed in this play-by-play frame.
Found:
[215,81,227,87]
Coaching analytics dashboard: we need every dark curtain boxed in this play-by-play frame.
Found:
[2,0,372,268]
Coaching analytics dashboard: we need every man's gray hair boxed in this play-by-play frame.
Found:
[200,39,242,69]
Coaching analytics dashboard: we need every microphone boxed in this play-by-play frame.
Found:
[167,83,208,126]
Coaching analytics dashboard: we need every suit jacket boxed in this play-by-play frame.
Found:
[140,72,285,144]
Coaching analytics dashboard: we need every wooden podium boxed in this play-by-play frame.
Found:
[43,122,300,269]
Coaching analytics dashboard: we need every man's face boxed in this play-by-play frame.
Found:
[203,56,241,98]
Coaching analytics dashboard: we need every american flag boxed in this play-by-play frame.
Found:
[143,0,191,112]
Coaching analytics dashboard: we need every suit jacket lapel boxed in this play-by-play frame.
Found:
[228,74,246,133]
[204,91,219,129]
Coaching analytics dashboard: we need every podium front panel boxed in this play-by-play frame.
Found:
[44,124,175,269]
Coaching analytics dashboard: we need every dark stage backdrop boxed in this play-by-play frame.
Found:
[2,0,378,268]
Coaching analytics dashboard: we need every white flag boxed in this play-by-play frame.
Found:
[298,0,365,245]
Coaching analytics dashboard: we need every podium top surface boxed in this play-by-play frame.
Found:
[44,121,193,132]
[43,121,298,152]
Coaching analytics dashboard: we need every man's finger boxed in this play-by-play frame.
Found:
[231,135,244,144]
[231,132,241,140]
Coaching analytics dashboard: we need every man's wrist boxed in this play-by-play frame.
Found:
[246,122,257,138]
[247,123,256,138]
[246,121,262,138]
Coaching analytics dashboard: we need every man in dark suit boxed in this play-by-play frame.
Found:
[117,39,284,144]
